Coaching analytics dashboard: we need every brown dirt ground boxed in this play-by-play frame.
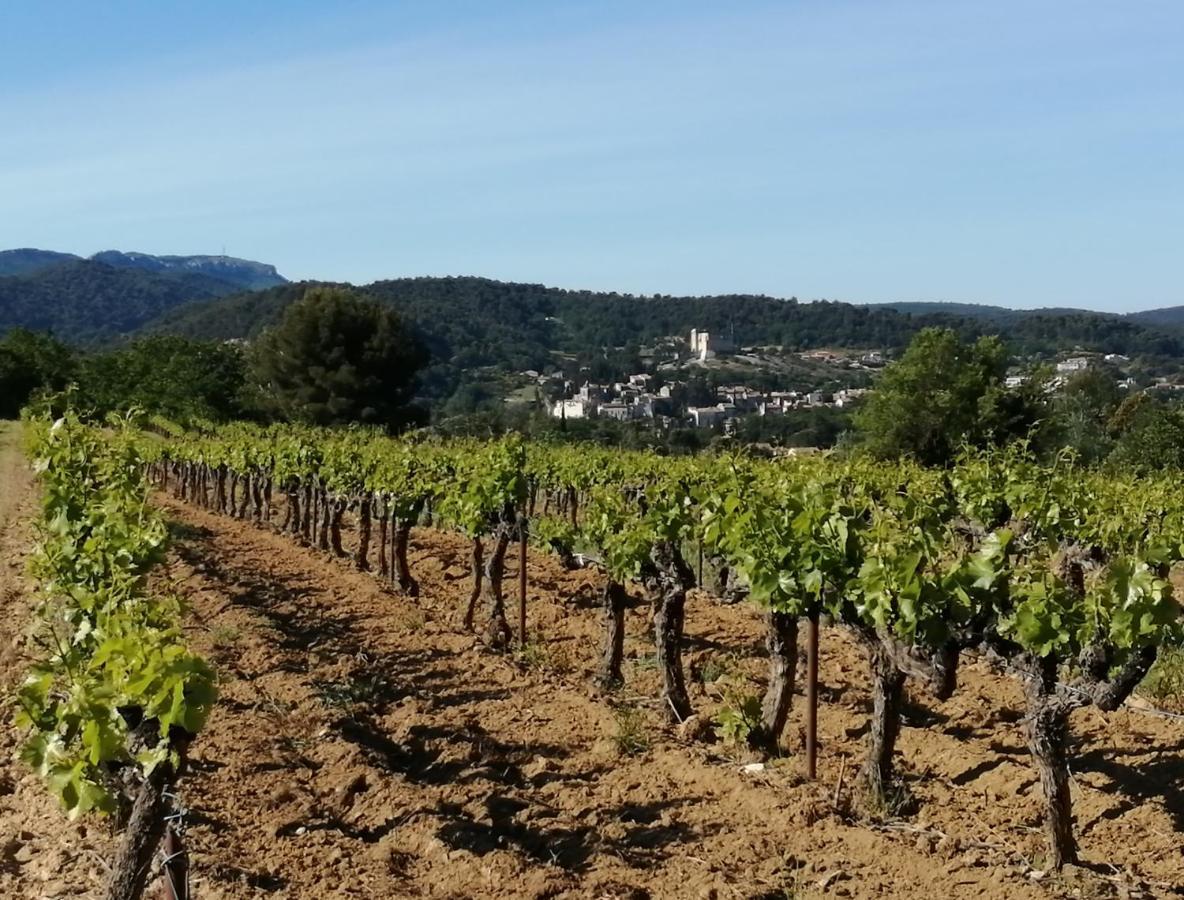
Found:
[0,438,1182,898]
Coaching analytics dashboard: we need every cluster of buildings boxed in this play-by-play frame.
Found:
[686,387,868,427]
[551,376,867,427]
[799,349,886,369]
[551,374,666,422]
[545,328,877,428]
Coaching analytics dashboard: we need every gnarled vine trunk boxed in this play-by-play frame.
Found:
[329,498,346,556]
[752,611,798,753]
[645,540,695,722]
[391,520,418,596]
[355,494,372,570]
[251,475,264,522]
[481,524,514,649]
[862,639,906,805]
[106,759,175,900]
[1021,654,1076,869]
[300,484,313,542]
[317,491,331,551]
[237,474,253,519]
[598,580,628,686]
[463,537,483,630]
[377,509,390,577]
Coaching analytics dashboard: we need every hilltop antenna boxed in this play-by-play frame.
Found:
[221,243,227,258]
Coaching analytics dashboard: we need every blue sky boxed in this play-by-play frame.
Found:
[2,1,1180,311]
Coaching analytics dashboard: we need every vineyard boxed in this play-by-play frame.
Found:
[3,415,1184,898]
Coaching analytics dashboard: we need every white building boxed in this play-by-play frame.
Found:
[1056,357,1091,374]
[834,388,869,408]
[688,329,734,362]
[551,399,593,419]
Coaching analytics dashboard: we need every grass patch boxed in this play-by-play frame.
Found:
[518,638,574,674]
[631,652,659,672]
[698,652,742,685]
[611,704,650,756]
[314,672,394,710]
[209,624,242,650]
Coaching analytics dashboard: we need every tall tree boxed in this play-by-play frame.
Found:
[79,335,247,422]
[0,329,76,418]
[248,287,427,428]
[854,327,1036,465]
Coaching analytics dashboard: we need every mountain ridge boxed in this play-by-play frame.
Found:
[0,247,286,289]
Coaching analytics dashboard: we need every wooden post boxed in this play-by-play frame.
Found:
[805,611,819,780]
[518,514,528,646]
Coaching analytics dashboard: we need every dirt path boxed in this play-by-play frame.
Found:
[0,449,1181,898]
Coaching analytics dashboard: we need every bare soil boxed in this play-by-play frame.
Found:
[0,438,1182,898]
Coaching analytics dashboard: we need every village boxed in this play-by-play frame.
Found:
[540,328,874,431]
[523,330,1182,435]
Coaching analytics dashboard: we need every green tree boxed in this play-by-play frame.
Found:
[0,329,76,418]
[1039,367,1122,465]
[1107,397,1184,473]
[248,287,427,428]
[854,328,1035,465]
[79,335,247,422]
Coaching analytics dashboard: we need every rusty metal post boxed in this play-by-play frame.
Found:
[805,611,819,780]
[160,826,187,900]
[518,514,528,646]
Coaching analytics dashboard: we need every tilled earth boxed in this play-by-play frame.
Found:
[0,444,1182,898]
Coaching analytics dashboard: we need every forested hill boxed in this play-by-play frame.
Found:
[0,250,287,345]
[149,275,1184,366]
[0,260,251,345]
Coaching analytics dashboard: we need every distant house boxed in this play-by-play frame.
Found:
[1004,375,1027,389]
[1056,357,1091,374]
[688,404,738,428]
[599,403,632,421]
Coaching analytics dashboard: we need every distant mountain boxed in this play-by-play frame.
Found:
[0,248,81,277]
[89,250,286,291]
[0,248,288,344]
[0,260,254,345]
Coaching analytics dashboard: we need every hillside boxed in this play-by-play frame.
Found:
[866,300,1116,323]
[1129,306,1184,327]
[149,275,1184,364]
[0,249,288,344]
[0,260,250,345]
